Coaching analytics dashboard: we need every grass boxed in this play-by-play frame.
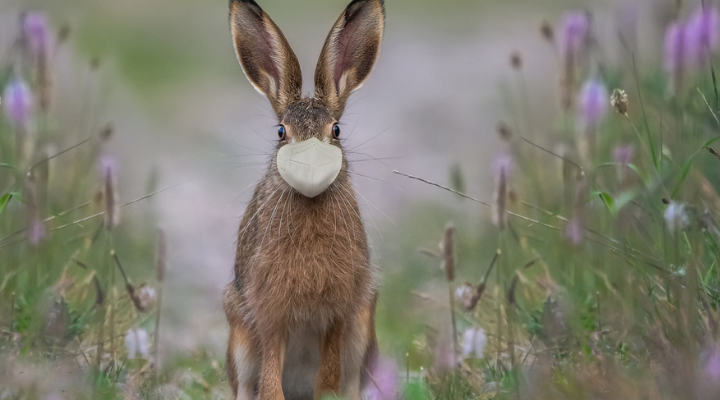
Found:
[4,2,720,400]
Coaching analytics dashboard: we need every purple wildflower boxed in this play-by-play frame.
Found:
[613,145,635,166]
[665,22,686,94]
[558,11,591,110]
[97,152,119,179]
[29,217,46,245]
[559,11,590,60]
[3,79,34,130]
[577,79,609,132]
[566,217,583,245]
[433,336,456,374]
[491,154,512,230]
[365,357,397,400]
[705,347,720,380]
[21,12,50,57]
[686,4,720,66]
[614,145,635,184]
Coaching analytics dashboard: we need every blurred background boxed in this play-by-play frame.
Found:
[3,0,711,398]
[1,0,673,353]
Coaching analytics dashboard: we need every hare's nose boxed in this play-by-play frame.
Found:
[276,137,343,198]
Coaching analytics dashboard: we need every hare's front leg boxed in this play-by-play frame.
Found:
[226,319,259,400]
[342,302,377,400]
[314,319,344,399]
[258,329,288,400]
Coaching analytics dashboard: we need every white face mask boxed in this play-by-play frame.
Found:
[276,137,343,198]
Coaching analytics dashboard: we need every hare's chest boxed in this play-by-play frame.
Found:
[248,205,371,321]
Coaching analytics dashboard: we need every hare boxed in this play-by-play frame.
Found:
[223,0,386,399]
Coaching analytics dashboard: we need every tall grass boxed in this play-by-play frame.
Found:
[5,2,720,400]
[386,3,720,400]
[0,12,225,399]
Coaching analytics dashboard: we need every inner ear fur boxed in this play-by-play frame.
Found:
[314,0,385,119]
[230,0,303,118]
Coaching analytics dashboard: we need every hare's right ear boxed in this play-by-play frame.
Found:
[229,0,302,118]
[314,0,385,119]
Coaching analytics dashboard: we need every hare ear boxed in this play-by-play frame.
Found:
[314,0,385,119]
[230,0,302,118]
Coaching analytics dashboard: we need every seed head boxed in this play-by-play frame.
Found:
[540,19,555,43]
[510,51,522,70]
[610,88,629,116]
[497,121,513,142]
[454,284,475,311]
[492,154,512,230]
[99,153,120,230]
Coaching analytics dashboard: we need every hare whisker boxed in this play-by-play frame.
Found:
[345,127,392,153]
[344,181,398,229]
[237,184,284,239]
[339,119,360,142]
[347,171,402,191]
[330,186,355,269]
[328,189,340,253]
[257,186,289,255]
[332,184,364,246]
[285,190,299,253]
[336,182,384,241]
[224,181,262,213]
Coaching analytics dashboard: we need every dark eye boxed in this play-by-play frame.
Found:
[332,124,341,139]
[278,125,286,140]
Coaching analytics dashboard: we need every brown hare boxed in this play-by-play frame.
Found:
[223,0,386,399]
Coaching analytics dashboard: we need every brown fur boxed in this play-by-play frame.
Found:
[225,1,385,399]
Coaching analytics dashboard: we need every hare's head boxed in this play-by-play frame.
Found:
[230,0,385,198]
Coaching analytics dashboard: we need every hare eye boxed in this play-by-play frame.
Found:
[332,124,341,139]
[278,125,286,140]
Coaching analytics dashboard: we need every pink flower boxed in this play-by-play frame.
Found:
[704,347,720,380]
[3,79,34,130]
[613,145,635,166]
[577,79,609,132]
[686,4,720,66]
[29,217,46,245]
[665,22,686,91]
[566,217,583,245]
[433,336,456,374]
[97,152,119,179]
[559,11,590,61]
[365,357,397,400]
[21,12,50,57]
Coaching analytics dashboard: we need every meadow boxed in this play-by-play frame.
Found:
[3,1,720,399]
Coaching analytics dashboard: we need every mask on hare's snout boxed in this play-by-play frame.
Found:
[276,137,342,198]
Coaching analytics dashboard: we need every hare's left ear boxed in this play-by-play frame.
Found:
[230,0,302,118]
[314,0,385,119]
